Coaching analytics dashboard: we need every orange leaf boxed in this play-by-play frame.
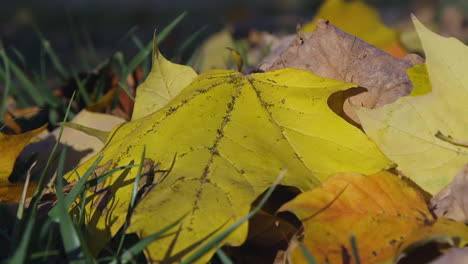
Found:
[279,171,431,264]
[0,125,46,203]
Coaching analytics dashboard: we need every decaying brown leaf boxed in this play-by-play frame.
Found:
[430,248,468,264]
[261,19,424,124]
[430,164,468,223]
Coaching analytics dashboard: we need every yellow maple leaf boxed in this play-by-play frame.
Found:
[0,125,46,203]
[357,17,468,194]
[68,67,391,262]
[132,36,197,120]
[302,0,407,58]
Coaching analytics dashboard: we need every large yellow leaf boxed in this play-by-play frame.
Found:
[0,125,46,203]
[280,171,468,264]
[68,69,391,262]
[132,38,197,120]
[302,0,407,58]
[357,17,468,194]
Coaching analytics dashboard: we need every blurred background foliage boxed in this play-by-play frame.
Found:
[0,0,441,71]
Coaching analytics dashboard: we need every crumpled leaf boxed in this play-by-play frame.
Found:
[430,164,468,222]
[67,68,391,262]
[193,29,235,72]
[132,38,197,120]
[279,171,431,264]
[301,0,407,58]
[0,124,46,203]
[261,19,423,124]
[357,17,468,194]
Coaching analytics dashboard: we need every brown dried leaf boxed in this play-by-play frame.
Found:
[430,248,468,264]
[261,19,424,124]
[430,164,468,222]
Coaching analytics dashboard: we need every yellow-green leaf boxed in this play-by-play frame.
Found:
[132,37,197,120]
[302,0,407,58]
[68,68,391,262]
[357,17,468,194]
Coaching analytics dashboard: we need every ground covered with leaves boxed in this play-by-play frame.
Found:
[2,0,468,263]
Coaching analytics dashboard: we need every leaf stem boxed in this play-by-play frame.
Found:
[435,131,468,148]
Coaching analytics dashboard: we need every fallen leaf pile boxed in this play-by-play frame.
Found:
[58,15,468,263]
[4,0,468,263]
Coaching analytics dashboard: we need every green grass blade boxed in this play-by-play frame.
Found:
[35,29,69,80]
[48,154,104,221]
[10,47,27,68]
[115,146,147,256]
[6,54,44,106]
[32,71,61,108]
[0,41,11,123]
[123,12,187,79]
[172,25,207,62]
[350,234,361,264]
[8,91,76,264]
[73,72,93,106]
[131,34,150,75]
[131,34,145,50]
[298,242,317,264]
[216,249,233,264]
[180,170,287,264]
[114,214,187,264]
[77,179,88,227]
[29,250,61,260]
[109,26,139,57]
[55,146,91,264]
[16,160,36,220]
[117,82,135,102]
[84,165,140,190]
[156,11,188,45]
